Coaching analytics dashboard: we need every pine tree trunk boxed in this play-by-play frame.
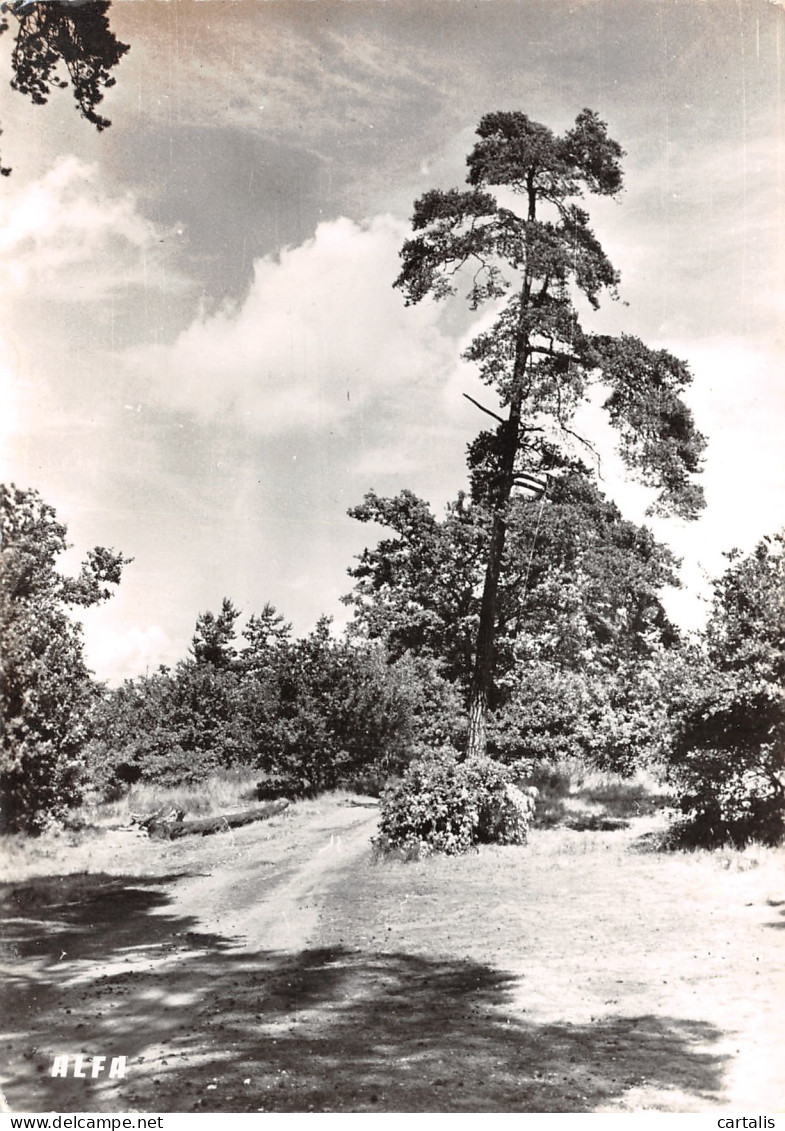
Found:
[466,510,507,758]
[465,311,530,759]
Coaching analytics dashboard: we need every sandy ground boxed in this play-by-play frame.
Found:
[1,798,783,1113]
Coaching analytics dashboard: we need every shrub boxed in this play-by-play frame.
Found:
[665,536,785,847]
[251,628,417,794]
[375,747,536,857]
[87,661,254,793]
[488,659,670,776]
[668,669,784,847]
[1,486,128,833]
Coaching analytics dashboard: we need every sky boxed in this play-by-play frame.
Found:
[0,0,783,683]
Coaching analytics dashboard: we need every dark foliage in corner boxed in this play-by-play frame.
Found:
[1,484,128,832]
[666,533,785,847]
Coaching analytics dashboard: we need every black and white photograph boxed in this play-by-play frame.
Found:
[0,0,783,1116]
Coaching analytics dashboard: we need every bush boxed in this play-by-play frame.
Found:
[668,670,784,847]
[488,659,670,776]
[252,629,417,794]
[1,486,128,833]
[665,536,785,847]
[87,661,254,793]
[375,747,536,857]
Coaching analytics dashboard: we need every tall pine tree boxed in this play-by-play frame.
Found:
[395,109,706,756]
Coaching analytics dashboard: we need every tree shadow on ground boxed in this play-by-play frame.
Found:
[765,899,785,929]
[1,872,729,1113]
[0,872,232,963]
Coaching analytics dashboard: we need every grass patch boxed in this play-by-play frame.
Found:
[514,760,673,829]
[576,772,672,818]
[93,767,262,826]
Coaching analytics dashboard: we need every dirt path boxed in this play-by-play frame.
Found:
[158,801,380,952]
[1,800,380,1113]
[2,798,783,1113]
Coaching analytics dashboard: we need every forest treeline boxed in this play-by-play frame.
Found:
[1,479,783,849]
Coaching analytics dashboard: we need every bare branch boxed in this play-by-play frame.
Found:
[552,380,603,478]
[530,344,582,364]
[462,392,505,425]
[560,421,604,478]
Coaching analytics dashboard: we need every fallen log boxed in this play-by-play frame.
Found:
[146,798,289,840]
[130,805,186,830]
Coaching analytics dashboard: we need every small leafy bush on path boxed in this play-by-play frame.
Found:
[375,747,537,857]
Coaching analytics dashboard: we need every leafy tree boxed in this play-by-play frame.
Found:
[88,660,254,791]
[1,483,128,832]
[394,109,706,756]
[345,489,482,684]
[190,596,241,670]
[240,602,293,678]
[347,470,681,774]
[346,469,681,689]
[666,533,785,846]
[0,0,128,174]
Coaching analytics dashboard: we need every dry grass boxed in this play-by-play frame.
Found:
[0,781,374,885]
[519,759,673,828]
[0,822,158,884]
[576,766,671,804]
[93,767,262,825]
[0,770,266,883]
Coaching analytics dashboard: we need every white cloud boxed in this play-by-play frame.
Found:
[571,336,785,629]
[0,333,23,482]
[131,214,456,434]
[81,619,178,686]
[0,156,182,301]
[661,338,785,565]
